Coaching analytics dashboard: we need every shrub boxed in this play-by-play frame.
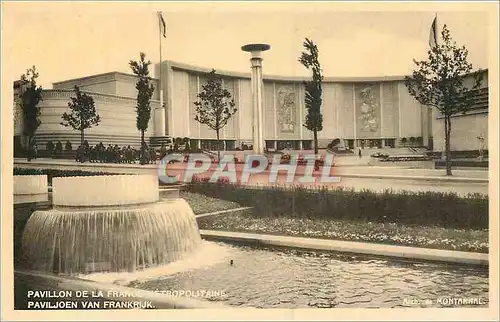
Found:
[65,140,72,151]
[327,138,341,150]
[186,181,488,229]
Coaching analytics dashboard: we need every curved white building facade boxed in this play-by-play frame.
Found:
[13,61,488,152]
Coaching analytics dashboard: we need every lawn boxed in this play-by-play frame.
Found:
[184,192,488,253]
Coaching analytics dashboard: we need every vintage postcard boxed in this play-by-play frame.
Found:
[1,1,498,321]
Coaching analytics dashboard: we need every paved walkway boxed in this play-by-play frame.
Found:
[199,230,489,266]
[14,158,488,179]
[335,165,488,179]
[14,158,489,195]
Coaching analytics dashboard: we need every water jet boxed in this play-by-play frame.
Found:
[20,175,202,274]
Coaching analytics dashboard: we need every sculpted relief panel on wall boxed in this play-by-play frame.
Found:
[355,84,380,137]
[277,86,296,133]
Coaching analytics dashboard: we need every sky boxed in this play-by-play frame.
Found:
[2,2,493,89]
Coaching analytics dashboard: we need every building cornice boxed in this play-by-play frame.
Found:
[51,62,489,87]
[164,60,488,84]
[52,72,159,87]
[166,60,409,83]
[41,89,160,104]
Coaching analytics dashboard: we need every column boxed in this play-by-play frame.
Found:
[251,54,264,154]
[242,44,271,154]
[154,89,166,137]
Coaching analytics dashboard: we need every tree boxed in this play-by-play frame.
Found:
[18,66,43,161]
[404,24,483,175]
[129,52,155,164]
[194,69,237,161]
[299,38,323,155]
[61,85,101,146]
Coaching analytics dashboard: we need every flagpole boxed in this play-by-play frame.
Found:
[157,11,166,137]
[158,11,162,95]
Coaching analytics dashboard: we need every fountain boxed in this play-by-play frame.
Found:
[14,174,48,195]
[14,174,49,204]
[20,175,202,274]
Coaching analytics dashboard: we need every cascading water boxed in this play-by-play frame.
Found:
[20,175,202,274]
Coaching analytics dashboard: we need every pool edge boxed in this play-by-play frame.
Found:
[199,230,489,267]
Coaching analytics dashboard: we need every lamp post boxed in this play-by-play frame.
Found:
[242,43,271,154]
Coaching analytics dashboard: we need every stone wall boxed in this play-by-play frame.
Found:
[53,72,160,100]
[430,70,489,152]
[432,112,488,152]
[33,89,159,149]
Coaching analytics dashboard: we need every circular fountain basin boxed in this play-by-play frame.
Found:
[21,175,202,274]
[14,175,48,195]
[52,175,159,206]
[14,193,49,205]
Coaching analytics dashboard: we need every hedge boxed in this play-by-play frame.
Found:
[13,168,181,187]
[13,168,120,184]
[435,160,488,168]
[187,180,488,229]
[426,150,489,160]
